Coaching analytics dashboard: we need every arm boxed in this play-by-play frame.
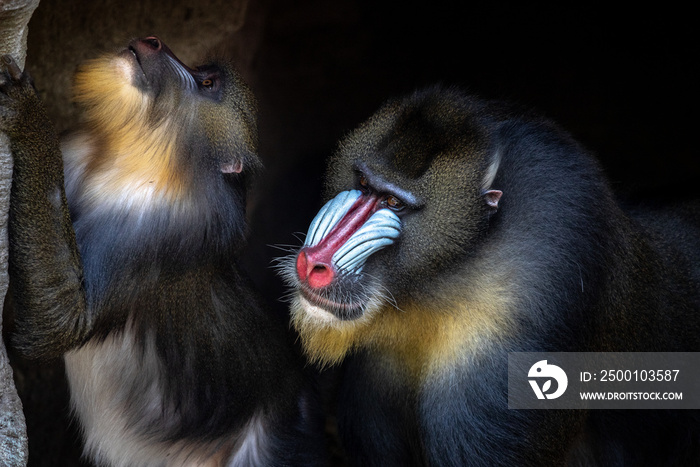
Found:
[1,55,89,359]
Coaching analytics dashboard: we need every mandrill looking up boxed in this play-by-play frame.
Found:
[1,37,324,466]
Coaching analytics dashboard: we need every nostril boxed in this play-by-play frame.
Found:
[307,264,334,289]
[142,37,161,50]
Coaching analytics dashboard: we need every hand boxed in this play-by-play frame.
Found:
[0,55,44,139]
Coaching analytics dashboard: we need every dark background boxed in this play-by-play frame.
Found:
[244,1,697,314]
[8,1,698,465]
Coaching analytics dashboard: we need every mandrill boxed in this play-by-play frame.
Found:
[280,86,700,466]
[1,38,324,466]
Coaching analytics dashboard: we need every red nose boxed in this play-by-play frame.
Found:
[296,250,335,289]
[141,36,162,51]
[130,36,163,55]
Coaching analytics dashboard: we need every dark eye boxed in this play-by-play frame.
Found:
[201,78,214,88]
[385,195,404,211]
[358,174,370,191]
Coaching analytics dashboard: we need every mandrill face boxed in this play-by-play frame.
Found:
[62,37,261,264]
[294,188,402,320]
[279,87,504,366]
[70,36,259,206]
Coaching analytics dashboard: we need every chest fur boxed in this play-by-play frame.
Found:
[63,330,272,467]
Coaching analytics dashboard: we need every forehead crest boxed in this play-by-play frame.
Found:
[378,91,483,179]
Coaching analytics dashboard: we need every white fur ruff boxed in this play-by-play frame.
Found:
[64,330,273,467]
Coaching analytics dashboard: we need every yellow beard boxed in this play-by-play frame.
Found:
[291,275,515,382]
[70,55,191,208]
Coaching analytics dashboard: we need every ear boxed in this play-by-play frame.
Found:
[483,189,502,210]
[481,149,501,191]
[220,159,243,174]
